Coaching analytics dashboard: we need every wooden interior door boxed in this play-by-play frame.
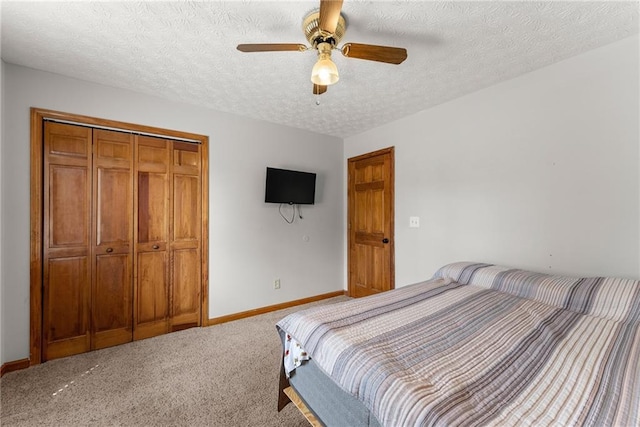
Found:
[92,130,134,350]
[348,147,395,297]
[134,136,170,340]
[170,142,202,331]
[43,122,92,360]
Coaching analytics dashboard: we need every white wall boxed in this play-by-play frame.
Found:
[0,58,4,365]
[345,35,640,287]
[0,63,344,364]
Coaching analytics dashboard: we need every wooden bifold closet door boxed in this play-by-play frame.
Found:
[42,121,202,361]
[43,122,94,360]
[134,137,202,340]
[92,129,135,351]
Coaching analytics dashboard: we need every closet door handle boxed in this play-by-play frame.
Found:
[106,248,113,253]
[382,238,389,244]
[152,245,160,250]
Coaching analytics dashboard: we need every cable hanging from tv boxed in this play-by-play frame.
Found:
[279,203,304,224]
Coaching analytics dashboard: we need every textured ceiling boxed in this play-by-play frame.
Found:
[1,1,638,138]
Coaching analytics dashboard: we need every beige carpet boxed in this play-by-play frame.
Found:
[1,296,350,426]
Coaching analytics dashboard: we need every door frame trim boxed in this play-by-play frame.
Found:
[30,107,210,365]
[347,146,395,297]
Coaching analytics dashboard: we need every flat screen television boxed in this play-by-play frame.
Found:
[265,167,316,205]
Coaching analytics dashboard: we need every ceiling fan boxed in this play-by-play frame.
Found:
[237,0,408,96]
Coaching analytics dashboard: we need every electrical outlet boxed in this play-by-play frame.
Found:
[274,279,281,290]
[409,216,420,228]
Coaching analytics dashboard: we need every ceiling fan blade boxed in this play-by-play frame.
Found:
[237,44,306,53]
[313,84,327,95]
[341,43,408,64]
[319,0,344,34]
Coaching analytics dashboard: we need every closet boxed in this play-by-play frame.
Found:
[40,119,204,361]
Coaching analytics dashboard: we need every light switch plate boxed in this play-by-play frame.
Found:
[409,216,420,228]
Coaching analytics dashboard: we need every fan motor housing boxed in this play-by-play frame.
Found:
[303,11,346,47]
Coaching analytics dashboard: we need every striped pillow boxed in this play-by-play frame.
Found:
[434,262,640,322]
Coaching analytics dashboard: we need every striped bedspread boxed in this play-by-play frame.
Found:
[276,262,640,426]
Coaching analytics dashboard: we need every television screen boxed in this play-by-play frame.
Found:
[265,167,316,205]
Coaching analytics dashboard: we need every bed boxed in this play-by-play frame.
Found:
[276,262,640,426]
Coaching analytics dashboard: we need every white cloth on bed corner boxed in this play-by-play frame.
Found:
[283,333,310,378]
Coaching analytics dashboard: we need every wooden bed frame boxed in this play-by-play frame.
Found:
[283,386,321,426]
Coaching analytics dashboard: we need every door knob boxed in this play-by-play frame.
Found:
[152,245,160,249]
[106,247,113,253]
[382,238,389,244]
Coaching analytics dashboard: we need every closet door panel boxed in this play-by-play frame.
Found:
[96,168,131,245]
[173,175,200,242]
[49,166,90,248]
[170,142,201,330]
[137,252,168,322]
[138,141,170,174]
[171,248,200,329]
[44,257,91,360]
[47,258,89,341]
[93,253,132,349]
[92,130,134,350]
[135,136,170,339]
[173,141,200,174]
[137,172,168,245]
[43,122,92,361]
[135,252,169,340]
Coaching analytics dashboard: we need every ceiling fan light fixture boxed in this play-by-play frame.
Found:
[311,57,339,86]
[311,42,339,86]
